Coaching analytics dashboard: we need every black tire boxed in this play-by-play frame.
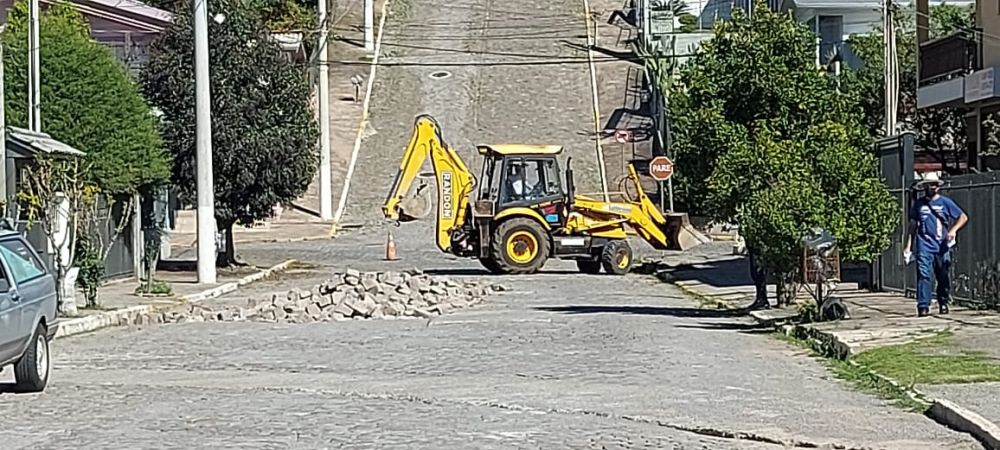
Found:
[601,240,633,275]
[14,323,50,393]
[491,217,549,274]
[576,259,602,274]
[478,257,504,274]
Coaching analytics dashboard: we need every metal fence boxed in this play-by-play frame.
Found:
[15,194,136,281]
[872,133,1000,309]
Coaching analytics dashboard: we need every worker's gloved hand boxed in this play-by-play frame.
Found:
[903,250,913,264]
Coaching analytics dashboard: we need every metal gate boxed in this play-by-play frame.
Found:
[873,133,1000,309]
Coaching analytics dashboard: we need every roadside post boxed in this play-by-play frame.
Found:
[615,129,631,175]
[648,155,674,213]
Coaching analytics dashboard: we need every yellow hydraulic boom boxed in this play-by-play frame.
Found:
[383,115,475,253]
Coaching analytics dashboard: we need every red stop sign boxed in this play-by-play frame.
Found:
[649,156,674,181]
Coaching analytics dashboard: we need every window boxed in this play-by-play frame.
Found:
[0,239,47,285]
[541,159,563,197]
[818,15,844,65]
[0,262,10,293]
[502,159,558,204]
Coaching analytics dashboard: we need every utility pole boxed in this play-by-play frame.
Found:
[194,0,216,284]
[27,0,40,132]
[883,0,898,136]
[583,0,609,201]
[364,0,374,54]
[0,27,7,210]
[318,0,332,220]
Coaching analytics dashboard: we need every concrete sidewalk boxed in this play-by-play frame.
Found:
[655,250,1000,448]
[56,261,296,339]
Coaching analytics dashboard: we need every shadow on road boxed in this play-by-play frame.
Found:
[534,305,749,318]
[0,384,28,394]
[423,268,581,276]
[673,321,774,334]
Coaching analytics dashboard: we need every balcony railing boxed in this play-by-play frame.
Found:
[919,29,981,86]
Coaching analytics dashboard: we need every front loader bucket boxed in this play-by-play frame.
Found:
[662,213,712,251]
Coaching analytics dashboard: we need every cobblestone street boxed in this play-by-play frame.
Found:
[0,225,983,449]
[0,0,989,447]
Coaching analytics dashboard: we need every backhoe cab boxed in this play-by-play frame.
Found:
[383,114,707,275]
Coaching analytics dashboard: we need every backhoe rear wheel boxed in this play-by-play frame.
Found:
[601,239,633,275]
[491,218,549,274]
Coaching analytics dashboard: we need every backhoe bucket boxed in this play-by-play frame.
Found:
[397,180,433,222]
[662,213,712,251]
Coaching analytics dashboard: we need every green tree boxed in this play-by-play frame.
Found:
[842,4,973,161]
[669,3,896,292]
[3,1,170,194]
[142,0,319,266]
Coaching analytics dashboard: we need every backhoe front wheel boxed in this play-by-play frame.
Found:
[491,218,549,274]
[602,240,633,275]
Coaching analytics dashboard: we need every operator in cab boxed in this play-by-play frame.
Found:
[504,160,536,203]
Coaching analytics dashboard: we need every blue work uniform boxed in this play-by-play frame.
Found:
[909,195,964,309]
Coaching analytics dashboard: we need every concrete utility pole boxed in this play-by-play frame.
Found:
[318,0,333,220]
[364,0,374,54]
[583,0,609,201]
[883,0,898,136]
[0,27,7,208]
[27,0,40,132]
[194,0,217,284]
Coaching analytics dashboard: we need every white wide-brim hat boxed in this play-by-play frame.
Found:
[916,171,944,186]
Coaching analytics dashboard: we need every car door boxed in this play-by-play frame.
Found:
[0,237,55,341]
[0,254,23,364]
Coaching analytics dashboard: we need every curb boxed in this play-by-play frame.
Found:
[929,399,1000,450]
[53,260,297,340]
[178,259,297,304]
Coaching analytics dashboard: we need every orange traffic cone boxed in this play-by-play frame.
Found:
[385,230,398,261]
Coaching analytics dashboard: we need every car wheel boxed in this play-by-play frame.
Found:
[14,323,50,393]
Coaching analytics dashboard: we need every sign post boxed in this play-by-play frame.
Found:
[648,156,674,212]
[615,129,631,175]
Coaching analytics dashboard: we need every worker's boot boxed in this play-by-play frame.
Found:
[939,303,950,315]
[917,307,930,317]
[748,297,770,310]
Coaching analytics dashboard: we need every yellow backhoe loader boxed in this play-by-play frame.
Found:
[383,114,708,275]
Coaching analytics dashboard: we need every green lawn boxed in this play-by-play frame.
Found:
[854,332,1000,386]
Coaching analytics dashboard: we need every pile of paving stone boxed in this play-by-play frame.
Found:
[156,269,505,325]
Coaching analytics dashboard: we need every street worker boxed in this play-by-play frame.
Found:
[903,172,968,317]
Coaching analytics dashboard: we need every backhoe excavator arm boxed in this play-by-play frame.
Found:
[383,115,475,253]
